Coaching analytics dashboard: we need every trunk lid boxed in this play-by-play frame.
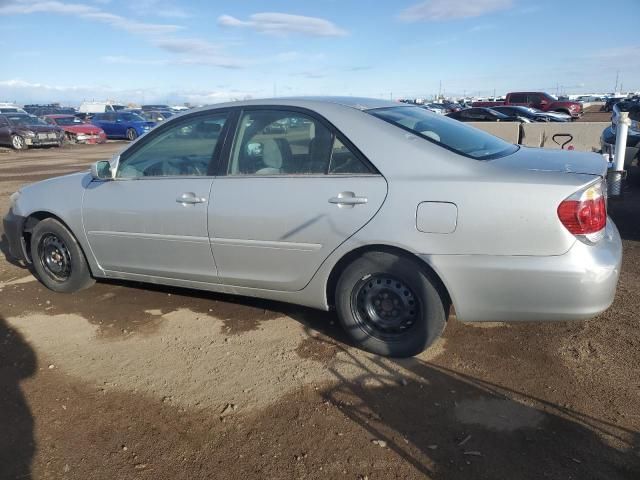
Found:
[491,146,607,177]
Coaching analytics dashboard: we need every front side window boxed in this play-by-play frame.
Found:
[119,113,145,122]
[116,112,228,178]
[370,106,518,160]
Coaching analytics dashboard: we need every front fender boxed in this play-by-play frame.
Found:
[12,172,104,276]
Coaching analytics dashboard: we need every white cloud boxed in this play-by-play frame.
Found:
[101,55,166,66]
[151,37,246,68]
[0,0,181,34]
[153,37,222,56]
[129,0,191,19]
[398,0,513,22]
[217,12,347,37]
[589,45,640,59]
[0,78,264,105]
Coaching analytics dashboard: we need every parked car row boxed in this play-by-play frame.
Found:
[0,102,187,149]
[472,92,583,119]
[444,106,570,124]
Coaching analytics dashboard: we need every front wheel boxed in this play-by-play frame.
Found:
[126,128,138,141]
[30,218,95,293]
[335,251,447,357]
[11,134,26,150]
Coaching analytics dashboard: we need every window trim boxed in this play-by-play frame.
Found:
[114,108,236,180]
[217,105,379,178]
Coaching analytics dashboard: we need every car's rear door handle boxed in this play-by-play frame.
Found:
[176,192,207,205]
[329,191,368,207]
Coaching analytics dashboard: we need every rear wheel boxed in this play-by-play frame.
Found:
[126,128,138,141]
[11,134,26,150]
[335,251,447,357]
[30,218,95,293]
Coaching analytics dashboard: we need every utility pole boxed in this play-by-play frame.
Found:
[438,80,442,100]
[614,70,619,93]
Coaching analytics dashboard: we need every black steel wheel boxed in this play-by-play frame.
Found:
[336,251,447,357]
[37,233,72,282]
[30,218,95,293]
[351,274,421,341]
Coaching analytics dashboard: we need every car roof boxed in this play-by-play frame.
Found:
[45,114,74,118]
[191,96,404,113]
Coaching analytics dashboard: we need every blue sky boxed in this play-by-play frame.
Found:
[1,0,639,105]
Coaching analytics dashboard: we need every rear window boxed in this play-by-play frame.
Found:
[369,106,518,160]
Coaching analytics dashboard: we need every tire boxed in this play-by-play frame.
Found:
[11,134,26,150]
[126,128,138,141]
[30,218,95,293]
[335,251,447,357]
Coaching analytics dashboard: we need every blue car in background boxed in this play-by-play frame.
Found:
[91,112,155,140]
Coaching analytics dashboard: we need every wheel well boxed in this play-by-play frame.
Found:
[325,244,452,311]
[22,212,75,263]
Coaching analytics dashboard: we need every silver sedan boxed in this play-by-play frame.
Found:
[3,97,622,357]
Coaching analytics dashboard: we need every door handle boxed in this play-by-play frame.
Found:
[329,191,368,208]
[176,192,207,205]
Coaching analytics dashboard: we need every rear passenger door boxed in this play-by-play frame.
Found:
[208,107,387,291]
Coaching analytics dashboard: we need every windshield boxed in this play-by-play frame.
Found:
[53,116,84,125]
[369,106,518,160]
[120,113,145,122]
[7,115,47,127]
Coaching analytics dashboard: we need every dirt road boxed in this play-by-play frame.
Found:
[0,143,638,479]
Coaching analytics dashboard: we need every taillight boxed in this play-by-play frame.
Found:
[557,180,607,243]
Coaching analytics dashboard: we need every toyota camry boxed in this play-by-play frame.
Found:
[3,97,622,357]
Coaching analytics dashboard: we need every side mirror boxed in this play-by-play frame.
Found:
[247,142,263,157]
[91,160,113,180]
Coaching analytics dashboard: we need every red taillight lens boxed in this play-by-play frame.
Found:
[557,181,607,241]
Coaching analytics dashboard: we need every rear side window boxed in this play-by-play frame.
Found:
[228,110,372,176]
[329,137,370,174]
[509,94,527,103]
[369,106,518,160]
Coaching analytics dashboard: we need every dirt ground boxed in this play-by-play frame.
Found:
[0,142,638,480]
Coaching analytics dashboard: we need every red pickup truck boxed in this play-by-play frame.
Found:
[472,92,582,119]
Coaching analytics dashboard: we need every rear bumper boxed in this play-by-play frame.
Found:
[2,208,27,263]
[424,219,622,322]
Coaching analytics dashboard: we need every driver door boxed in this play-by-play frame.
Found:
[82,111,230,282]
